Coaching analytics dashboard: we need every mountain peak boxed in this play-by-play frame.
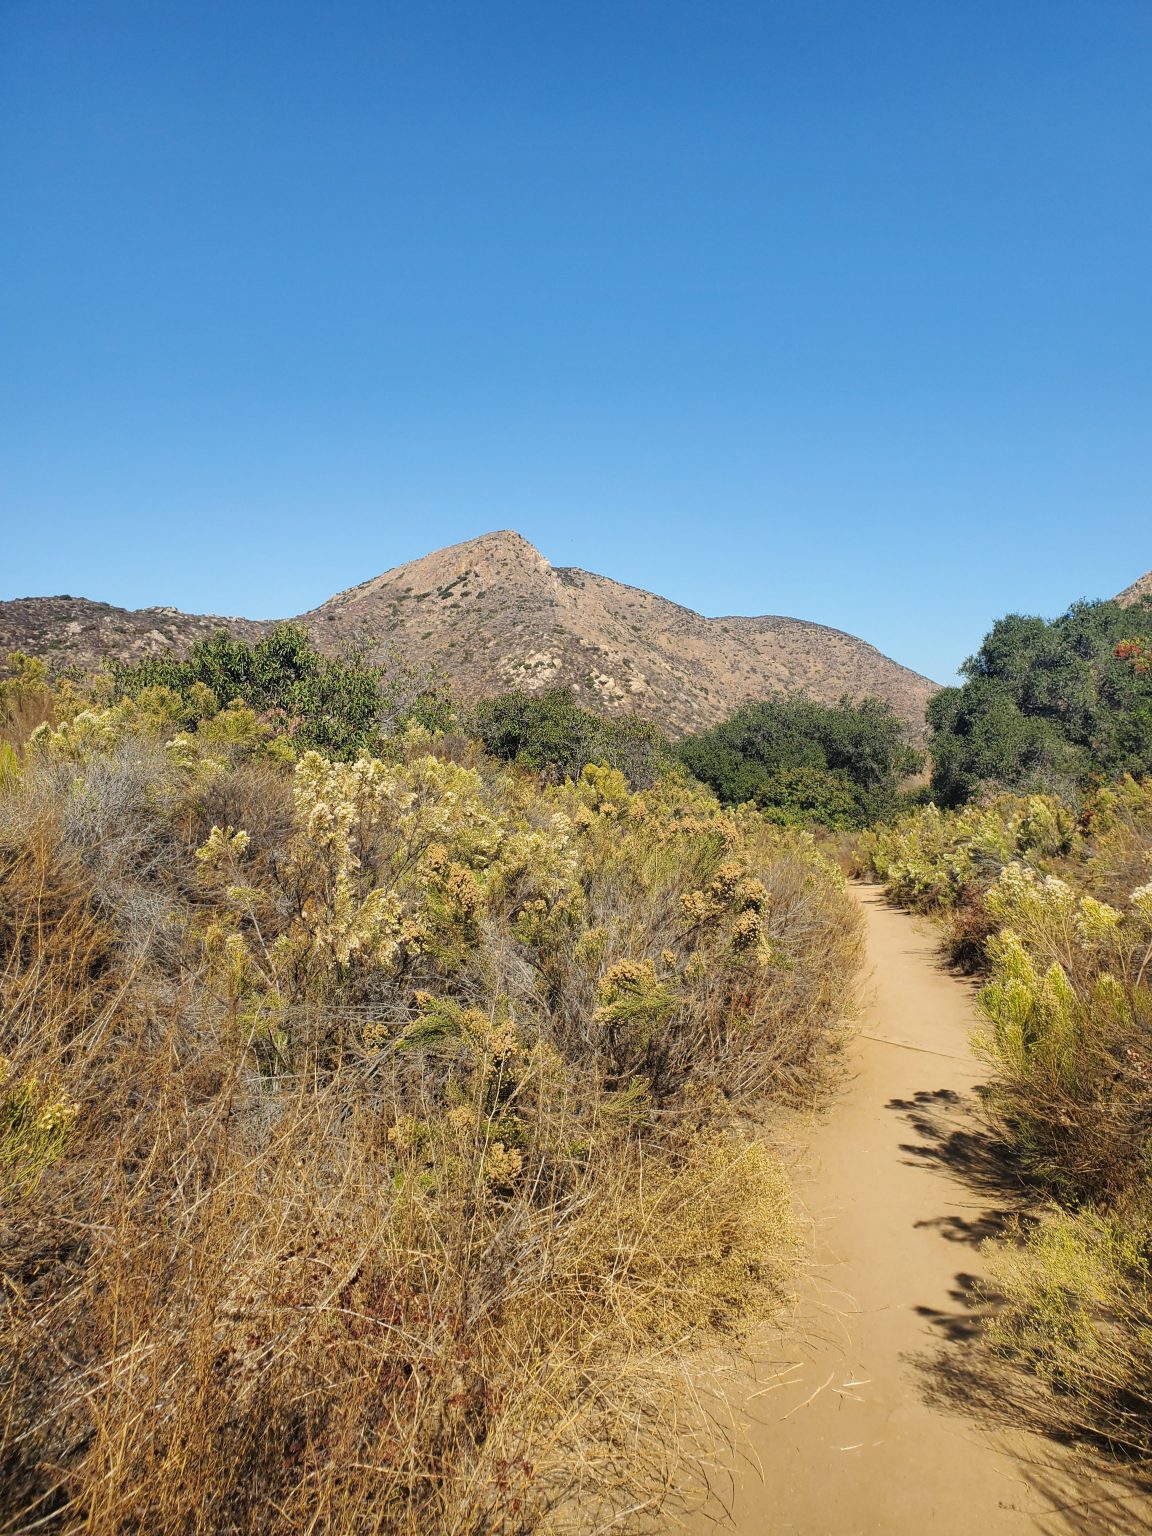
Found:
[399,529,545,567]
[0,535,939,735]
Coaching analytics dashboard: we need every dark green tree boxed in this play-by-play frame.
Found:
[677,694,921,827]
[471,688,669,786]
[109,625,450,759]
[928,598,1152,805]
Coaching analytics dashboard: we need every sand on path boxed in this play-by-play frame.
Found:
[683,884,1148,1536]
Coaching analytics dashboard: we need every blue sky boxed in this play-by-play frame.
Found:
[3,0,1149,684]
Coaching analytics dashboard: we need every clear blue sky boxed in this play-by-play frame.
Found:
[3,1,1149,684]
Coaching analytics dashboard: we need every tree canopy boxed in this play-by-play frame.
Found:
[928,598,1152,805]
[676,694,922,828]
[471,687,669,786]
[108,625,450,759]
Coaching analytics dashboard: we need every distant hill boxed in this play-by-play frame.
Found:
[0,595,269,672]
[0,530,938,735]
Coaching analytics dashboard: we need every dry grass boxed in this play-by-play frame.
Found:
[0,715,861,1534]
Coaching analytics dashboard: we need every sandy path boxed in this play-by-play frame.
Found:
[683,884,1147,1536]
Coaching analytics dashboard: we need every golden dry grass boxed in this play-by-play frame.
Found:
[0,709,861,1533]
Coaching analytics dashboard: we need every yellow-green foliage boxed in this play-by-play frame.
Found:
[0,704,860,1534]
[30,691,296,767]
[0,652,55,730]
[0,741,20,790]
[871,785,1152,1470]
[974,857,1152,1199]
[984,1208,1152,1459]
[862,792,1078,910]
[0,1056,78,1199]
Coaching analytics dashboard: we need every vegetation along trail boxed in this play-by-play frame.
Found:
[688,884,1148,1536]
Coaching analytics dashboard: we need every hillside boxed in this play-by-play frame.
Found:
[1116,570,1152,606]
[0,596,269,672]
[1,531,938,734]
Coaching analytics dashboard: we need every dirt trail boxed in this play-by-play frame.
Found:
[685,884,1147,1536]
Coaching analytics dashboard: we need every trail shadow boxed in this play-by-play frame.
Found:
[891,1085,1152,1528]
[890,1086,1040,1256]
[888,1084,1040,1201]
[914,1269,1001,1342]
[914,1209,1021,1244]
[914,1336,1152,1535]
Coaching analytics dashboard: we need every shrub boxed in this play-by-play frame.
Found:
[0,651,67,745]
[471,687,670,787]
[870,783,1152,1474]
[976,864,1152,1206]
[862,793,1078,913]
[0,702,861,1533]
[984,1208,1152,1464]
[108,625,452,759]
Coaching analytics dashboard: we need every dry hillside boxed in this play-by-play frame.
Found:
[1,530,938,734]
[1116,570,1152,606]
[0,596,269,673]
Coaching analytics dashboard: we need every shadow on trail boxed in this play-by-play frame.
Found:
[889,1083,1152,1532]
[888,1083,1042,1251]
[914,1339,1152,1536]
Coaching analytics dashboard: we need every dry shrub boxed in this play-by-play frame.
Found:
[976,864,1152,1207]
[0,817,118,1050]
[538,773,862,1108]
[980,1206,1152,1470]
[0,654,60,750]
[1,1036,790,1534]
[0,718,859,1534]
[942,882,997,973]
[1079,775,1152,907]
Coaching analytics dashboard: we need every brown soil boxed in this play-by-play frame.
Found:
[683,885,1149,1535]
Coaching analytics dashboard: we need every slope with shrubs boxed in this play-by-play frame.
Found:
[865,782,1152,1476]
[0,654,861,1534]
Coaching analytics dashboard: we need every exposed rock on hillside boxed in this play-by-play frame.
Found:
[1116,571,1152,607]
[0,596,269,673]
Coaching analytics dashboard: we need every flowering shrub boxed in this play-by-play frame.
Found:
[862,793,1078,912]
[0,703,861,1534]
[976,859,1152,1202]
[871,786,1152,1470]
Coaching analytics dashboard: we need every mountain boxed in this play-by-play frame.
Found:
[301,532,937,732]
[0,531,938,734]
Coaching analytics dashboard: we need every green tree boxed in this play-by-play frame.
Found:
[471,688,669,786]
[677,694,921,827]
[929,598,1152,805]
[109,625,451,759]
